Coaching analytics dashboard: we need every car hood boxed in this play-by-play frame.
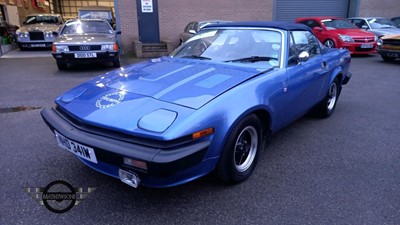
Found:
[18,23,60,32]
[381,33,400,40]
[328,28,374,38]
[370,27,400,36]
[55,34,116,43]
[56,57,268,134]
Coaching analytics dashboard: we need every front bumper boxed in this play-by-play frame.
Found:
[41,107,215,188]
[377,48,400,58]
[52,51,119,64]
[17,41,53,48]
[339,42,376,55]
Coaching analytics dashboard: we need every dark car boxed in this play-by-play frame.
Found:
[41,21,352,189]
[15,14,64,50]
[52,19,121,70]
[179,20,229,45]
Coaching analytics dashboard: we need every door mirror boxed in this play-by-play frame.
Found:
[188,29,196,34]
[298,51,310,63]
[361,25,369,30]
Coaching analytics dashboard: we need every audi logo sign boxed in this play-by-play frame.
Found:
[79,46,91,51]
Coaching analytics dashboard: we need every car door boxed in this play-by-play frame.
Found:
[279,30,328,124]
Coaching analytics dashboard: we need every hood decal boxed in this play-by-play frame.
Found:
[153,67,215,99]
[95,92,125,109]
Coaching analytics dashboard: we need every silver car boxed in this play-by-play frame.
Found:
[348,17,400,37]
[16,14,64,50]
[52,19,121,70]
[179,20,229,45]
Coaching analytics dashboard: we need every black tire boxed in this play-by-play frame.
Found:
[381,56,396,62]
[314,77,341,118]
[56,61,68,70]
[324,39,336,48]
[216,114,263,184]
[113,57,121,67]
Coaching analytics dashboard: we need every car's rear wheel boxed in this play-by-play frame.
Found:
[113,57,121,67]
[56,61,68,70]
[324,39,336,48]
[216,114,262,184]
[314,77,340,118]
[381,56,396,62]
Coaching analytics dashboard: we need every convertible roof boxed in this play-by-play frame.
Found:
[204,21,312,31]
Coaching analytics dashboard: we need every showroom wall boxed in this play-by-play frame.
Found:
[358,0,400,18]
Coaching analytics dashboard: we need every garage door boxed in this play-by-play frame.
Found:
[274,0,350,22]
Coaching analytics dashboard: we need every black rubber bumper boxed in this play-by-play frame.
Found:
[40,108,210,177]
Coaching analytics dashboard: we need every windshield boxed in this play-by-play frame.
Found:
[61,20,113,35]
[171,29,283,67]
[368,18,397,29]
[25,16,59,25]
[79,11,111,20]
[322,19,357,29]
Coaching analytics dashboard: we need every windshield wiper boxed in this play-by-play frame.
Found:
[224,56,278,63]
[181,55,211,60]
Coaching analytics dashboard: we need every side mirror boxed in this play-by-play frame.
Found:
[313,27,323,32]
[115,31,121,35]
[188,29,196,35]
[361,25,369,30]
[298,51,310,63]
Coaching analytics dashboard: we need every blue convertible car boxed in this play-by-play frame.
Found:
[41,21,351,188]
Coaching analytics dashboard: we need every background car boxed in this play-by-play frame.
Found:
[391,17,400,27]
[349,17,400,37]
[41,21,351,189]
[377,34,400,61]
[296,17,377,55]
[179,20,229,45]
[78,6,116,29]
[15,14,64,50]
[51,19,121,70]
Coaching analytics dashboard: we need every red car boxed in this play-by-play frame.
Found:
[296,17,377,55]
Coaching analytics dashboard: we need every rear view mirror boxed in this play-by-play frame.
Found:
[361,25,369,30]
[313,27,323,32]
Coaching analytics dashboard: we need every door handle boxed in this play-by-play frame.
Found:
[321,62,327,69]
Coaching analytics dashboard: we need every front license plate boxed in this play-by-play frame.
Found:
[31,44,46,47]
[360,44,373,48]
[54,131,98,164]
[386,52,399,57]
[74,52,97,58]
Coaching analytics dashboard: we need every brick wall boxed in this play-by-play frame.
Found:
[116,0,273,53]
[115,0,138,54]
[359,0,400,18]
[159,0,273,45]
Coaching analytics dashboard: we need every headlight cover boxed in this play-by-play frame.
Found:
[45,32,54,38]
[17,31,29,38]
[377,38,383,46]
[55,45,69,53]
[101,44,114,51]
[338,34,354,42]
[138,109,177,132]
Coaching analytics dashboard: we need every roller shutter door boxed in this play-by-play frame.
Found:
[275,0,350,22]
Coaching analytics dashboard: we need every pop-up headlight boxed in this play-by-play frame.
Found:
[138,109,177,132]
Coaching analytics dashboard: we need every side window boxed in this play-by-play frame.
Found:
[352,19,365,28]
[299,20,321,29]
[291,30,321,58]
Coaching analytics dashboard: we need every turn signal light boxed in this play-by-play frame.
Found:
[51,44,56,52]
[113,43,119,51]
[192,128,214,140]
[123,157,147,170]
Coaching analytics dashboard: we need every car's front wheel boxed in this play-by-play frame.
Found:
[324,39,336,48]
[314,77,340,118]
[216,114,262,184]
[56,61,68,70]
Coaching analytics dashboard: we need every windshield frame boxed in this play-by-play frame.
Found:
[171,27,286,69]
